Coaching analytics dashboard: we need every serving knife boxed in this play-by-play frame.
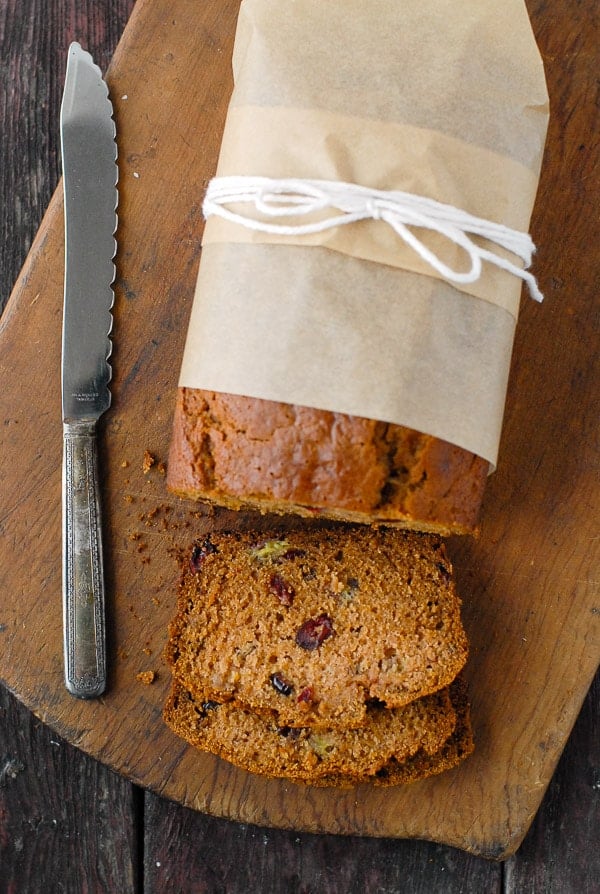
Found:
[60,42,117,698]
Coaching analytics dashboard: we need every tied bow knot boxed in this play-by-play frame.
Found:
[203,176,543,302]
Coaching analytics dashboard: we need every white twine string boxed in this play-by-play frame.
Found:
[203,176,544,302]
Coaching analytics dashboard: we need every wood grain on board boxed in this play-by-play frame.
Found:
[0,0,597,860]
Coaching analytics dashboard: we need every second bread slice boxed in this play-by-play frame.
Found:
[164,680,457,782]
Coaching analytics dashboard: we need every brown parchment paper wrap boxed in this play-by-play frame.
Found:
[179,0,549,468]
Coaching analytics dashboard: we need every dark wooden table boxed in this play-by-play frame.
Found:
[0,2,598,891]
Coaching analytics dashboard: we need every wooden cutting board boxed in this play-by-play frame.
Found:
[0,0,597,860]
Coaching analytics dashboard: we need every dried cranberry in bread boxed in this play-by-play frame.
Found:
[165,527,468,728]
[163,681,457,782]
[167,389,488,535]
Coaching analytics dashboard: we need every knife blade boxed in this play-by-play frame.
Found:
[60,42,117,698]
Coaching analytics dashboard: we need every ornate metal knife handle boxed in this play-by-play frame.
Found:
[62,421,107,698]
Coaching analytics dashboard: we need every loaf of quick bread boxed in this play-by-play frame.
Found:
[167,389,489,534]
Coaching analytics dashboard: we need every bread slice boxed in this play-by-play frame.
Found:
[165,527,468,728]
[167,389,488,535]
[164,678,473,787]
[163,680,457,782]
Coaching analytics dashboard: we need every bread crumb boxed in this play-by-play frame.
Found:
[124,494,134,504]
[121,460,129,468]
[157,461,167,475]
[137,670,156,685]
[142,451,155,473]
